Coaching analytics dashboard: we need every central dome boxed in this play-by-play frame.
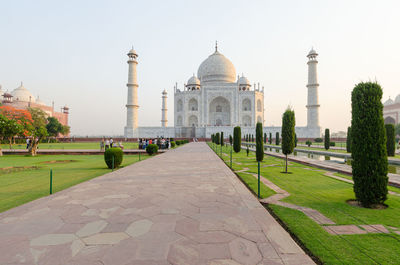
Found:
[197,49,236,83]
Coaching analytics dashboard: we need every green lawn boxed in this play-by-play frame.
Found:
[1,142,139,150]
[209,143,400,265]
[0,154,148,212]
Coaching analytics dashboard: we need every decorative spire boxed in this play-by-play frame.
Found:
[215,41,218,52]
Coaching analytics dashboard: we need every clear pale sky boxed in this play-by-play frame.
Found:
[1,0,399,136]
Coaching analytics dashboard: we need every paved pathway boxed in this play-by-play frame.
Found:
[0,142,313,265]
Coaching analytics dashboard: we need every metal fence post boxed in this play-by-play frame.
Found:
[230,145,232,168]
[258,161,260,199]
[50,169,53,195]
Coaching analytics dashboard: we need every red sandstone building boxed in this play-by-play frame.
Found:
[1,83,69,134]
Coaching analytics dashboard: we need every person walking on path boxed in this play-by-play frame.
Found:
[110,138,114,148]
[100,139,104,151]
[105,139,110,150]
[26,138,30,149]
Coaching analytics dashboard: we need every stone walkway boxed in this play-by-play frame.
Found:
[0,142,314,265]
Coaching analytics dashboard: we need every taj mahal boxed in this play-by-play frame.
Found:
[124,43,321,139]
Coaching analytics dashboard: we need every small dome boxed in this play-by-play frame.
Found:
[307,48,318,57]
[395,95,400,103]
[36,96,46,105]
[238,75,250,86]
[11,83,35,103]
[127,47,138,57]
[162,89,167,94]
[187,74,200,86]
[384,98,394,106]
[197,48,236,83]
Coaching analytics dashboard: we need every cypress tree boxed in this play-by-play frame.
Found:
[269,132,272,144]
[215,132,220,145]
[211,134,214,143]
[229,135,233,145]
[386,124,395,156]
[346,127,351,153]
[275,132,280,145]
[282,108,296,173]
[220,132,224,146]
[294,133,298,147]
[252,134,254,142]
[264,133,267,144]
[256,123,264,162]
[233,126,241,153]
[255,122,264,198]
[324,129,330,150]
[351,82,388,207]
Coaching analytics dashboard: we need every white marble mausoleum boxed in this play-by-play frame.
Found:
[124,44,321,139]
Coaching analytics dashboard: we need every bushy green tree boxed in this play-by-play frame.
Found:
[346,127,351,153]
[233,126,241,153]
[275,132,280,145]
[215,132,220,145]
[28,108,48,156]
[46,117,63,138]
[282,108,296,173]
[385,124,395,156]
[324,128,330,150]
[351,82,388,207]
[220,132,224,146]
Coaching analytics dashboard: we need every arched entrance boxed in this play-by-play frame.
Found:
[209,96,230,126]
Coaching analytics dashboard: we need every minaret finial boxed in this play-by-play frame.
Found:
[215,41,218,52]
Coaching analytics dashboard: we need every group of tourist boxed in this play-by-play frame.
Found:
[139,138,170,150]
[25,138,38,149]
[100,138,124,151]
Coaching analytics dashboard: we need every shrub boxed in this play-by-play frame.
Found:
[306,140,312,147]
[171,141,176,148]
[176,140,181,145]
[330,142,335,147]
[256,122,264,162]
[275,132,280,145]
[314,137,323,143]
[351,82,388,207]
[233,126,241,153]
[324,129,330,150]
[386,124,395,156]
[282,108,295,172]
[104,148,123,169]
[346,127,351,153]
[146,144,159,155]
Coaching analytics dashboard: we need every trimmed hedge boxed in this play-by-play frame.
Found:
[146,144,158,155]
[306,140,312,147]
[314,138,323,143]
[171,141,176,148]
[215,132,220,145]
[233,126,241,153]
[104,148,123,169]
[351,82,388,207]
[324,129,330,150]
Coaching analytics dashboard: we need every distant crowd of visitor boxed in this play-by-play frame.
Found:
[100,138,124,151]
[139,138,171,150]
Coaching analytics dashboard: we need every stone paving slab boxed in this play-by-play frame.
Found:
[0,142,314,265]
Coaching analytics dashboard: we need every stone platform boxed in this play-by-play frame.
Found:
[0,142,313,265]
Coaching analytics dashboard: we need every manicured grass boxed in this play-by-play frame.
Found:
[1,142,139,150]
[209,142,400,265]
[0,154,148,213]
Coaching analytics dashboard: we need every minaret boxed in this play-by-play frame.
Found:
[161,89,168,127]
[124,47,139,137]
[306,48,320,129]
